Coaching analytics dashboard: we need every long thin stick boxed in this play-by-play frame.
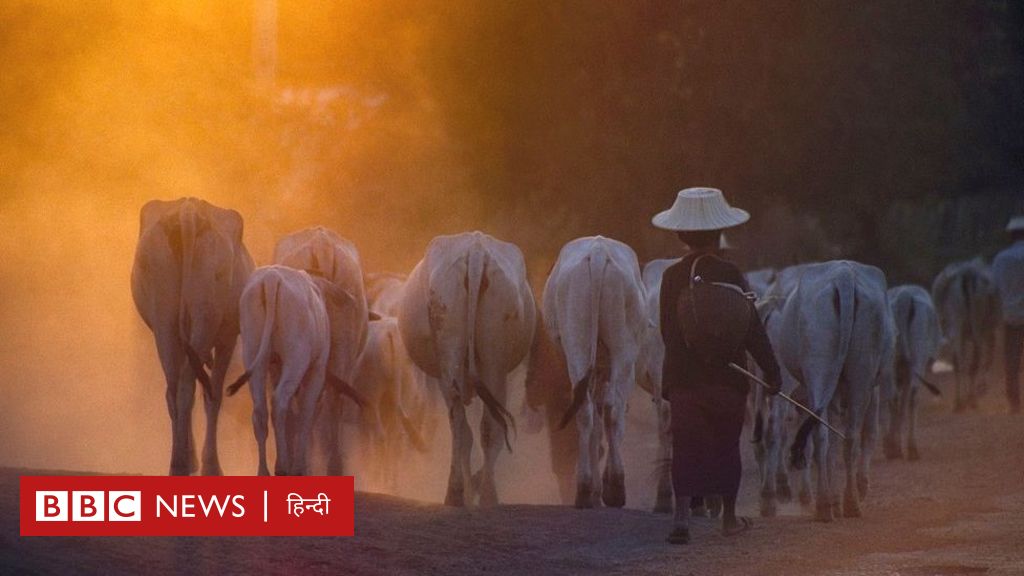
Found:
[727,362,847,440]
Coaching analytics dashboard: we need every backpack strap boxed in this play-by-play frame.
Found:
[688,252,757,301]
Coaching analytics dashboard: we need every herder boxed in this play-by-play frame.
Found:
[652,187,783,544]
[992,215,1024,415]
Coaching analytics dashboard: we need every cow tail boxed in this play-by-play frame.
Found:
[476,383,517,452]
[835,265,855,378]
[465,244,487,400]
[586,247,607,384]
[558,368,592,431]
[895,292,914,366]
[558,248,606,431]
[228,272,278,396]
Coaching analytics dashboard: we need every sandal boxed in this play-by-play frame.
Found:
[722,517,753,537]
[666,526,690,545]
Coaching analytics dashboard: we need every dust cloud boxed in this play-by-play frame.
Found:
[0,1,667,507]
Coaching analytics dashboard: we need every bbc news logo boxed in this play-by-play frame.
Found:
[35,491,141,522]
[20,476,354,536]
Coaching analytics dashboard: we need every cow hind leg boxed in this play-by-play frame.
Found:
[272,366,304,476]
[812,425,833,522]
[292,366,325,477]
[176,364,199,475]
[601,399,626,508]
[858,388,879,500]
[574,395,597,508]
[250,370,271,477]
[443,386,472,507]
[907,387,921,461]
[200,343,232,476]
[759,404,783,517]
[842,436,862,518]
[883,391,903,460]
[323,394,345,476]
[477,378,508,507]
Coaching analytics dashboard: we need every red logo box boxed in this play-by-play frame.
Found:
[20,476,354,536]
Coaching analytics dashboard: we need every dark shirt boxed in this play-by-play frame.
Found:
[659,250,782,399]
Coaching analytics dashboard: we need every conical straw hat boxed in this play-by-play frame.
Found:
[652,187,750,231]
[1007,215,1024,233]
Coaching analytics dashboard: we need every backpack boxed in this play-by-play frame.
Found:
[676,253,757,366]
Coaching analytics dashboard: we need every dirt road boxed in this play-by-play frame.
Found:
[2,391,1022,576]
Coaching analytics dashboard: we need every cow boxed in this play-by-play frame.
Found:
[351,316,436,491]
[131,197,254,476]
[274,227,371,474]
[227,265,336,476]
[749,287,801,517]
[931,258,1000,412]
[397,231,536,506]
[883,285,941,461]
[775,261,895,522]
[543,236,647,508]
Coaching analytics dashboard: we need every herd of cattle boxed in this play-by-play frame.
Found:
[130,197,1001,522]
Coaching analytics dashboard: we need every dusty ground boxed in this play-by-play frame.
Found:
[2,388,1023,576]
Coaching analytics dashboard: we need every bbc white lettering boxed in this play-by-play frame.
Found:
[155,494,246,518]
[35,491,141,522]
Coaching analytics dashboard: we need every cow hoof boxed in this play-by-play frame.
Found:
[777,480,793,503]
[602,475,626,508]
[907,446,920,462]
[760,499,777,518]
[815,501,834,523]
[843,495,861,518]
[575,483,595,509]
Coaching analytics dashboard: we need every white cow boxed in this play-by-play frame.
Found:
[274,227,370,474]
[883,285,941,461]
[637,258,678,512]
[774,261,894,521]
[543,236,646,508]
[228,265,334,476]
[352,317,436,491]
[931,258,1000,411]
[749,283,803,517]
[131,197,254,476]
[398,231,536,506]
[365,272,407,317]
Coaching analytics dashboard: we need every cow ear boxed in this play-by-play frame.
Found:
[368,311,383,322]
